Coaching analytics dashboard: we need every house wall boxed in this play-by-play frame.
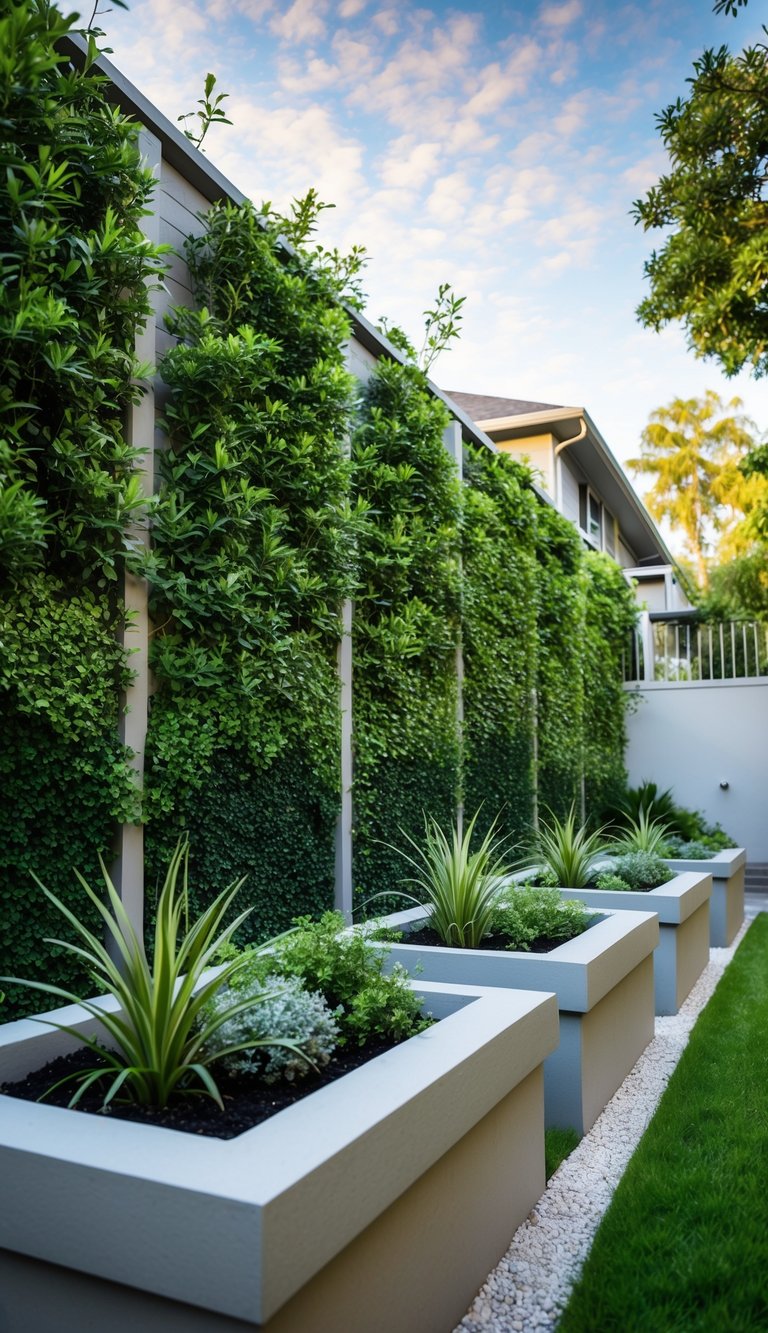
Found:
[560,454,583,526]
[495,433,554,494]
[632,577,668,613]
[625,681,768,860]
[618,538,637,569]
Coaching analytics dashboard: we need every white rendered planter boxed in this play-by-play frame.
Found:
[370,907,658,1135]
[664,848,745,947]
[554,871,712,1016]
[0,980,557,1333]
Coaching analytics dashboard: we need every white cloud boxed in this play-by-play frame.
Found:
[552,90,591,138]
[214,94,367,212]
[539,0,582,30]
[377,136,443,190]
[270,0,329,43]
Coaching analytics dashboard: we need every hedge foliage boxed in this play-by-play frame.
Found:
[534,502,588,819]
[461,445,538,847]
[350,359,461,906]
[142,200,357,938]
[581,551,639,815]
[0,4,164,1016]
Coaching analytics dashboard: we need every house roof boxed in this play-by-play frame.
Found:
[447,392,566,420]
[442,391,678,570]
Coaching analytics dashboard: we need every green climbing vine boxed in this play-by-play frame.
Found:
[461,445,539,846]
[351,358,462,905]
[142,199,358,938]
[533,502,587,819]
[581,551,638,816]
[0,0,164,1015]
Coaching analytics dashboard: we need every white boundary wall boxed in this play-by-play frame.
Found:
[625,681,768,861]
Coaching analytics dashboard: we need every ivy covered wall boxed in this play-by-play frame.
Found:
[142,201,357,939]
[461,445,538,847]
[581,551,640,817]
[534,503,588,819]
[350,360,461,904]
[0,5,163,1015]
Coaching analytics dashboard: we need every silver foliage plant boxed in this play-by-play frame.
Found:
[207,974,340,1083]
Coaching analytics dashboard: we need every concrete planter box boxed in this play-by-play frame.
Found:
[0,979,557,1333]
[664,848,745,947]
[369,907,659,1135]
[554,871,712,1016]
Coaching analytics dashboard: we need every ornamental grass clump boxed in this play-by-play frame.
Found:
[390,812,513,948]
[529,805,612,888]
[0,841,311,1110]
[612,808,672,857]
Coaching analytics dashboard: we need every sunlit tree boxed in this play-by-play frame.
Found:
[633,2,768,377]
[629,392,761,587]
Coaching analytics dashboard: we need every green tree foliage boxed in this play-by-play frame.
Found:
[633,7,768,377]
[697,549,768,620]
[628,392,763,587]
[351,359,461,905]
[461,445,538,844]
[0,1,165,1016]
[143,199,358,938]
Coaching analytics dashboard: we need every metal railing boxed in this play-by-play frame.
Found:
[624,616,768,684]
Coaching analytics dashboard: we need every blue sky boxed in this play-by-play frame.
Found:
[98,0,767,525]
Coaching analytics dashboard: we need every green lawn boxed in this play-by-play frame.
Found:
[558,913,768,1332]
[545,1126,580,1180]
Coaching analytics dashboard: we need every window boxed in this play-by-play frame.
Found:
[587,491,602,544]
[579,484,603,548]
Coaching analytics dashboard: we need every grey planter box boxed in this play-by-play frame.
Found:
[369,906,658,1135]
[664,848,745,947]
[0,980,557,1333]
[553,871,712,1016]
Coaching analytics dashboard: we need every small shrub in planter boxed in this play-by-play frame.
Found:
[601,851,671,892]
[370,814,659,1133]
[528,804,612,889]
[1,850,430,1134]
[381,811,592,951]
[0,840,316,1111]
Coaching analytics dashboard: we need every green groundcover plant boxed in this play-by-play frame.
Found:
[490,886,591,952]
[558,914,768,1332]
[235,910,429,1046]
[596,851,671,893]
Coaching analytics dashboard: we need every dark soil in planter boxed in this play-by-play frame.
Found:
[1,1036,400,1140]
[403,925,587,952]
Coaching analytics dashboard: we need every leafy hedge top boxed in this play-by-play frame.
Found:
[0,2,165,585]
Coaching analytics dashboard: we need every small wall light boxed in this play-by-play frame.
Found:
[719,780,730,791]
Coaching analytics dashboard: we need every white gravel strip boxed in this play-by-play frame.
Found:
[455,921,753,1333]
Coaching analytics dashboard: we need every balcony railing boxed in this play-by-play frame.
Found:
[624,615,768,685]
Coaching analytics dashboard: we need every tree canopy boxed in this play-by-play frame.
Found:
[633,7,768,377]
[629,391,765,587]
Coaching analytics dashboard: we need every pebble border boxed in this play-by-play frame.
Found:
[455,919,753,1332]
